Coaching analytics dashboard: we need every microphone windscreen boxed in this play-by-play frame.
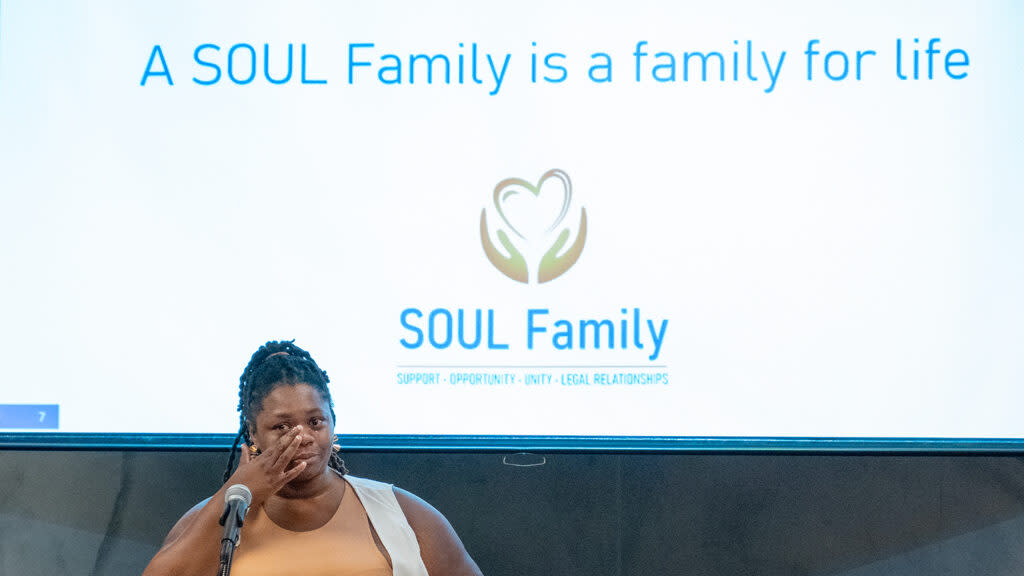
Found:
[225,484,252,506]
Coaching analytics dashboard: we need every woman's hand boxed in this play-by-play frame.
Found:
[229,425,308,508]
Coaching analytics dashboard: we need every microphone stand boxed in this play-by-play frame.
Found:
[218,539,236,576]
[218,494,248,576]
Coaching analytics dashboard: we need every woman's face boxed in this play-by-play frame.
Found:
[249,382,334,480]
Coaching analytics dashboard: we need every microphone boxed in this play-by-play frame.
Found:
[218,484,252,576]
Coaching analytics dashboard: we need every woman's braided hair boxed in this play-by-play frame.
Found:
[223,340,347,482]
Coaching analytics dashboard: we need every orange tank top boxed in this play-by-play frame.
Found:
[229,479,392,576]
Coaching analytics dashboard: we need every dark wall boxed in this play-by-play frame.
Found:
[2,450,1024,575]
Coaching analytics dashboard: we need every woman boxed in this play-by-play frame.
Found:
[143,340,483,576]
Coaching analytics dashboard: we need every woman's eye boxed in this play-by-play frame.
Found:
[273,424,290,431]
[310,418,322,427]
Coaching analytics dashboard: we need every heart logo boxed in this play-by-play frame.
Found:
[493,170,572,244]
[481,169,587,284]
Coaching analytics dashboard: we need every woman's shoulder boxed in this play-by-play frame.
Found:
[394,486,483,575]
[344,475,482,576]
[344,474,443,523]
[161,496,212,546]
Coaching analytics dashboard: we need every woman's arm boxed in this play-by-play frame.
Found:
[394,488,485,576]
[141,489,233,576]
[142,426,308,576]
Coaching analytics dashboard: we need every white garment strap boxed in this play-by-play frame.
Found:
[345,475,430,576]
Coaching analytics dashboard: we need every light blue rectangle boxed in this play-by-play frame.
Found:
[0,404,59,429]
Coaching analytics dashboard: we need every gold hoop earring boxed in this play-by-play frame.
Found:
[249,445,259,455]
[332,435,341,453]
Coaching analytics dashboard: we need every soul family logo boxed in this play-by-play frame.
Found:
[480,169,587,284]
[399,168,668,365]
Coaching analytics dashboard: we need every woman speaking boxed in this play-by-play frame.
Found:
[143,340,483,576]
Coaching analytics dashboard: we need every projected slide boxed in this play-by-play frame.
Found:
[0,0,1021,439]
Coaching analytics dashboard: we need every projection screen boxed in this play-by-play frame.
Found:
[0,0,1021,449]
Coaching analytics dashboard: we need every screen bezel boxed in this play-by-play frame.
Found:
[2,433,1023,453]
